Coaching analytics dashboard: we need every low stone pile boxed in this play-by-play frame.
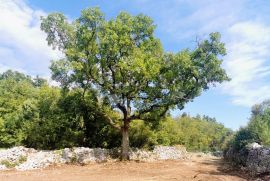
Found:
[16,150,61,171]
[154,145,187,160]
[62,147,111,164]
[0,146,29,170]
[130,146,187,161]
[0,146,188,171]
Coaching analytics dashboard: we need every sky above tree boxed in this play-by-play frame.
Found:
[0,0,270,130]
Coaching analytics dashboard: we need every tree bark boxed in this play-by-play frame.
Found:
[121,126,130,160]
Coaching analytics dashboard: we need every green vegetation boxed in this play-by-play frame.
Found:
[0,7,234,161]
[0,7,236,162]
[129,116,232,152]
[18,156,27,164]
[226,100,270,151]
[40,7,229,159]
[0,156,27,168]
[0,160,17,168]
[223,100,270,165]
[0,70,232,153]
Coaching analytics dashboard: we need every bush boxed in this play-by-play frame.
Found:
[129,120,157,149]
[156,118,184,146]
[223,100,270,165]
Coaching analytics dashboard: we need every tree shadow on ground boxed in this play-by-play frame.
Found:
[197,158,270,181]
[194,158,247,180]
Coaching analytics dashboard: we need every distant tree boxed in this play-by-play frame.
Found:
[33,75,48,87]
[41,7,229,160]
[202,115,217,122]
[181,112,188,117]
[248,100,270,146]
[0,70,37,146]
[0,70,32,83]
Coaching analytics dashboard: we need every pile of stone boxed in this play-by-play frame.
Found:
[0,146,28,162]
[130,146,187,161]
[16,150,61,171]
[61,147,111,164]
[225,142,270,176]
[0,146,188,171]
[153,145,187,160]
[246,143,270,176]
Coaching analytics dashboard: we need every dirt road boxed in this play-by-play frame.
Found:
[0,156,250,181]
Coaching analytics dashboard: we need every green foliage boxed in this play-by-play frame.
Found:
[18,156,27,164]
[0,70,120,149]
[41,7,229,128]
[229,127,259,151]
[0,8,231,156]
[22,86,122,149]
[156,118,184,146]
[41,8,229,159]
[0,69,231,151]
[22,86,84,149]
[248,104,270,146]
[0,160,17,168]
[128,116,232,151]
[129,120,157,149]
[156,116,232,152]
[0,70,37,147]
[224,100,270,165]
[225,100,270,151]
[0,156,27,168]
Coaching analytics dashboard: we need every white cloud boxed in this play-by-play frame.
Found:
[140,0,244,42]
[1,0,270,107]
[138,0,270,107]
[222,21,270,106]
[0,0,60,77]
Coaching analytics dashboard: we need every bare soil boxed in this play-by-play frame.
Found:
[0,155,253,181]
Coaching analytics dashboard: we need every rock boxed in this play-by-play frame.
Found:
[225,142,270,176]
[247,142,262,149]
[0,146,28,162]
[224,147,249,166]
[62,147,109,164]
[129,148,157,161]
[0,146,188,171]
[153,146,187,160]
[212,151,223,157]
[0,164,7,170]
[246,146,270,175]
[16,151,60,171]
[129,146,187,161]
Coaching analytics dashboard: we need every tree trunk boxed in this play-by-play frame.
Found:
[121,126,129,160]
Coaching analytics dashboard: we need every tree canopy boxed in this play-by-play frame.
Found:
[41,7,229,159]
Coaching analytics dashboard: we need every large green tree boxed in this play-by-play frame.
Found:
[41,7,229,160]
[0,70,37,146]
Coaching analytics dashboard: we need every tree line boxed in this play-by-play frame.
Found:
[0,69,232,153]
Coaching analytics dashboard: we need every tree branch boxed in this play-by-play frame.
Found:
[117,103,128,120]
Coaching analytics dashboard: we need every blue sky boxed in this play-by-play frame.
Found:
[1,0,270,130]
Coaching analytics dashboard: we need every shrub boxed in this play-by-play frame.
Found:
[129,120,157,149]
[223,100,270,166]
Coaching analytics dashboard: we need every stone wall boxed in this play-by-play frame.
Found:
[246,144,270,175]
[0,146,188,171]
[225,142,270,176]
